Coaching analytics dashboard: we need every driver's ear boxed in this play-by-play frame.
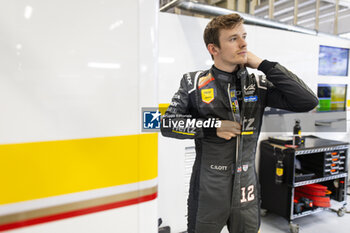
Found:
[207,43,219,57]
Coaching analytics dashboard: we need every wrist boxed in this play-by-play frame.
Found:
[255,58,263,69]
[258,60,277,74]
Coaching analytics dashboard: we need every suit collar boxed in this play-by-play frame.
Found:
[211,65,247,82]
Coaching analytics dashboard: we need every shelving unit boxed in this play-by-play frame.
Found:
[259,136,348,233]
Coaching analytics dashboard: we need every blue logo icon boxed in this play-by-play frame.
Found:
[143,110,161,129]
[244,96,258,102]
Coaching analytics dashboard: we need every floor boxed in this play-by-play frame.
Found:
[220,199,350,233]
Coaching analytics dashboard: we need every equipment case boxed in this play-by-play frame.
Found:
[259,136,348,233]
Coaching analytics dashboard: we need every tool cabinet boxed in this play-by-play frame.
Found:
[259,136,348,233]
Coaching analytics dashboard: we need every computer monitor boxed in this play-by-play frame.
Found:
[317,84,347,112]
[318,45,349,76]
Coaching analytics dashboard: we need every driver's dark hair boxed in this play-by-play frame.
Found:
[204,13,244,48]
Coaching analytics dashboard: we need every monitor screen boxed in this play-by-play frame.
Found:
[317,84,347,112]
[318,45,349,76]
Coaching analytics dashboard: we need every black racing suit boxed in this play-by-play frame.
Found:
[160,60,318,233]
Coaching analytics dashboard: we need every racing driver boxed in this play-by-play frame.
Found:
[160,13,318,233]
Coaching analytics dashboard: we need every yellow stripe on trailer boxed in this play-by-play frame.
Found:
[0,133,158,205]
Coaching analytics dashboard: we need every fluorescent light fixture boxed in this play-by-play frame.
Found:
[158,57,175,63]
[109,20,124,31]
[323,0,350,8]
[87,62,121,69]
[301,10,347,26]
[24,6,33,19]
[280,5,333,23]
[254,0,290,14]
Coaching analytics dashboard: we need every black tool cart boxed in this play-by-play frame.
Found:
[259,136,348,233]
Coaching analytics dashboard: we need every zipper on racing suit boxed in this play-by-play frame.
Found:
[227,83,240,166]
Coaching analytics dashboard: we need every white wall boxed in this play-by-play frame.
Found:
[0,1,158,233]
[158,12,350,232]
[0,0,140,143]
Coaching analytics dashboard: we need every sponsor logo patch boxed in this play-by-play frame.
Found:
[244,83,256,95]
[230,90,236,98]
[243,117,255,131]
[186,75,192,86]
[198,74,214,89]
[244,96,258,102]
[201,88,214,104]
[237,166,242,173]
[230,90,239,113]
[243,164,248,172]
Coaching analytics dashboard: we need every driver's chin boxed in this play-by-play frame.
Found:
[233,58,247,65]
